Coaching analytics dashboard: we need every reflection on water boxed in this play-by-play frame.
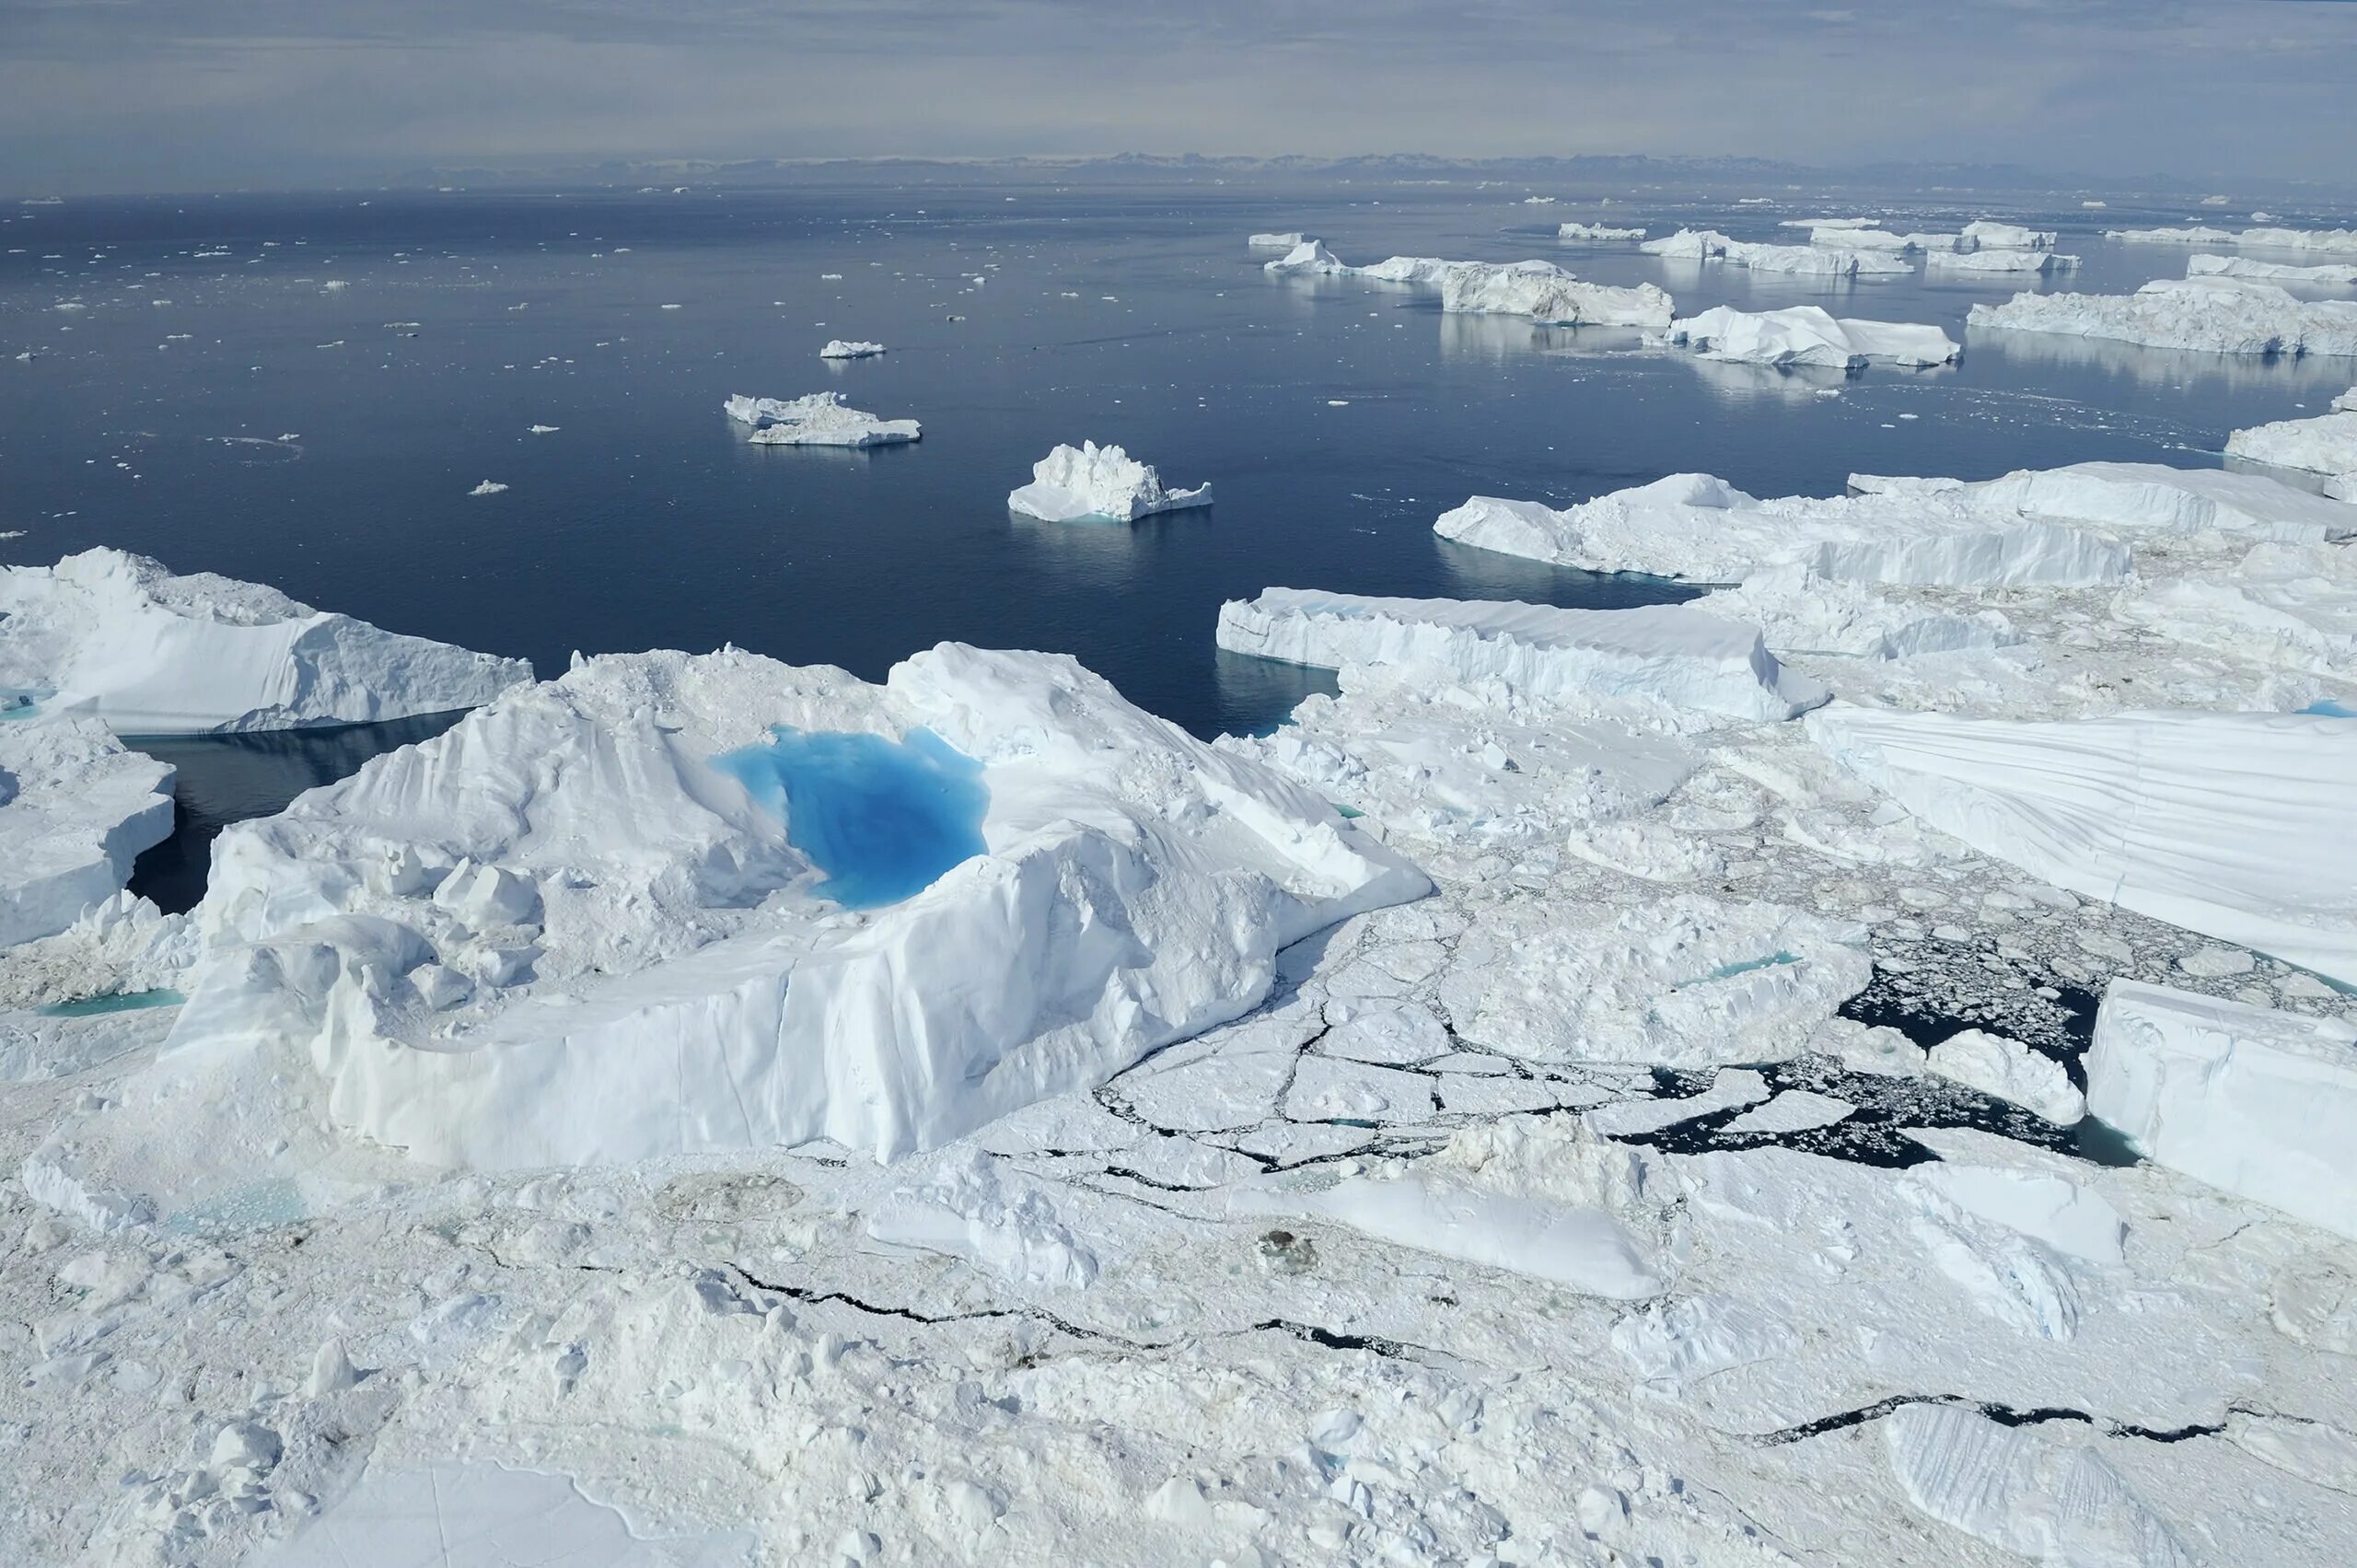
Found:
[1437,312,1645,362]
[126,710,470,913]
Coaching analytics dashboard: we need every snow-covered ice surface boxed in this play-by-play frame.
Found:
[1247,230,1308,249]
[2189,253,2357,286]
[1970,278,2357,357]
[818,339,886,359]
[1558,221,1646,241]
[1641,230,1914,277]
[1925,249,2079,275]
[2227,394,2357,479]
[1960,220,2058,250]
[723,391,921,447]
[2109,225,2357,256]
[0,718,175,947]
[0,549,532,735]
[1655,306,1960,369]
[1006,441,1212,523]
[1261,241,1673,328]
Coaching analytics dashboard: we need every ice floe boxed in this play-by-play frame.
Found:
[1970,277,2357,357]
[1653,305,1960,368]
[1262,239,1347,275]
[1006,441,1212,523]
[135,645,1424,1175]
[724,390,921,447]
[2089,981,2357,1238]
[1926,1028,2084,1124]
[1247,231,1308,249]
[1435,261,1674,329]
[0,718,175,947]
[818,339,886,359]
[1926,248,2080,275]
[0,549,531,735]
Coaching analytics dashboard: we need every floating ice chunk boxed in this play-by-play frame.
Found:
[1960,219,2057,250]
[2089,981,2357,1239]
[1007,441,1211,523]
[2226,397,2357,477]
[1558,221,1646,241]
[1641,230,1911,276]
[2109,225,2357,256]
[273,1463,757,1568]
[1437,260,1674,328]
[1926,1029,2085,1123]
[1350,255,1455,285]
[1215,589,1829,725]
[1925,248,2079,275]
[467,480,507,496]
[1969,277,2357,357]
[1884,1405,2195,1567]
[1720,1089,1853,1136]
[724,390,920,447]
[1655,305,1960,368]
[1247,231,1308,248]
[157,645,1425,1168]
[1808,226,1961,253]
[2188,253,2357,286]
[1810,707,2357,984]
[1697,563,2019,661]
[526,424,559,434]
[1263,239,1348,274]
[1435,471,2131,588]
[0,719,175,948]
[818,339,885,359]
[0,549,530,735]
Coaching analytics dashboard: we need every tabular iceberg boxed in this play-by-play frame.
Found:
[1926,249,2079,275]
[1247,231,1308,249]
[1263,239,1347,275]
[1655,306,1960,369]
[1436,261,1674,329]
[725,390,921,447]
[1559,222,1646,241]
[1809,707,2357,985]
[1969,278,2357,357]
[1968,460,2357,543]
[0,718,175,947]
[818,340,886,359]
[1641,231,1912,277]
[1007,442,1212,523]
[157,645,1426,1168]
[0,549,532,735]
[2225,397,2357,478]
[1214,589,1829,725]
[2188,254,2357,286]
[2109,226,2357,257]
[2088,981,2357,1239]
[1960,220,2057,250]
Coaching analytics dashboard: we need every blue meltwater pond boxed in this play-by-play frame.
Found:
[714,726,990,910]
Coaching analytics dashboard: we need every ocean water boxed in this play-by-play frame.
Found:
[6,179,2351,894]
[714,726,990,910]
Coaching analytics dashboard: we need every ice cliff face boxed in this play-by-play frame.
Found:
[0,549,532,735]
[0,717,175,947]
[1969,278,2357,357]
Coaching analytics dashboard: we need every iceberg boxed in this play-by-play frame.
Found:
[1353,255,1456,285]
[1809,707,2357,985]
[1247,231,1308,249]
[1967,460,2357,543]
[2110,540,2357,678]
[0,549,531,735]
[1641,230,1912,276]
[1006,441,1212,523]
[1263,239,1348,275]
[2087,981,2357,1239]
[2188,254,2357,286]
[2109,225,2357,257]
[1969,278,2357,357]
[2225,396,2357,478]
[724,390,921,447]
[1655,306,1960,369]
[1214,589,1829,725]
[1436,261,1674,329]
[1926,249,2079,275]
[1559,222,1646,241]
[1808,227,1961,253]
[0,719,175,948]
[1434,470,2133,588]
[1960,220,2057,250]
[157,645,1427,1167]
[818,340,886,359]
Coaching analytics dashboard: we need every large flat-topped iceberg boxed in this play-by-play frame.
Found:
[1247,231,1308,249]
[1007,441,1211,523]
[1969,278,2357,357]
[1434,472,2131,588]
[1808,227,1960,253]
[2188,254,2357,286]
[1960,220,2056,250]
[160,645,1426,1167]
[724,391,921,447]
[1214,589,1829,725]
[2110,225,2357,257]
[818,339,885,359]
[1437,261,1673,329]
[0,549,531,735]
[0,718,175,948]
[1809,707,2357,985]
[2225,399,2357,479]
[1926,249,2078,276]
[1640,231,1911,276]
[1559,222,1646,241]
[2088,981,2357,1239]
[1656,306,1960,369]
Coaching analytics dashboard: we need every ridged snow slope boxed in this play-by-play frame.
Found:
[157,645,1427,1169]
[0,549,531,735]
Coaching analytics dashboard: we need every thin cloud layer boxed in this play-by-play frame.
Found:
[1,0,2352,192]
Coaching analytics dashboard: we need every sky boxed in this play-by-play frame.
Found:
[3,1,2355,195]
